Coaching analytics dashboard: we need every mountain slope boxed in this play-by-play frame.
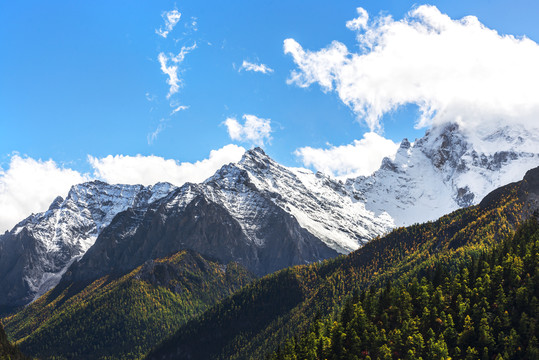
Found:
[0,181,175,308]
[0,321,29,360]
[348,123,539,226]
[63,182,338,281]
[146,166,539,360]
[271,219,539,360]
[3,250,254,360]
[2,122,536,308]
[218,148,394,252]
[64,148,390,283]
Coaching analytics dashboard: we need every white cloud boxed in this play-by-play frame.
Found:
[239,60,274,74]
[0,155,88,233]
[285,5,539,134]
[345,7,369,32]
[295,132,399,178]
[171,105,189,115]
[158,43,197,98]
[188,17,198,32]
[88,144,245,186]
[224,114,272,146]
[147,121,167,145]
[158,53,180,98]
[156,9,182,38]
[0,146,246,232]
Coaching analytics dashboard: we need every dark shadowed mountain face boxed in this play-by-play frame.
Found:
[2,123,537,309]
[65,181,338,282]
[146,166,539,360]
[0,181,175,308]
[4,250,255,360]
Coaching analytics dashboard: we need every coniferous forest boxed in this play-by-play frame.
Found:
[146,167,539,360]
[269,219,538,360]
[3,168,539,360]
[3,251,254,360]
[0,321,28,360]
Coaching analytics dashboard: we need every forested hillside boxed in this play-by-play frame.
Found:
[147,167,539,360]
[3,250,254,360]
[270,219,538,359]
[0,322,29,360]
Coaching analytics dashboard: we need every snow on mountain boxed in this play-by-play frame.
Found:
[2,121,537,307]
[347,123,539,226]
[0,181,175,306]
[62,148,392,283]
[207,148,394,253]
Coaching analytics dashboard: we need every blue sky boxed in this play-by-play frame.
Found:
[1,0,538,167]
[1,0,539,231]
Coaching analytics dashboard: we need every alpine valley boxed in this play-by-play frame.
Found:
[1,123,538,359]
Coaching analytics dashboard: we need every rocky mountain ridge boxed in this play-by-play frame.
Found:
[0,181,175,307]
[347,123,539,226]
[1,122,537,308]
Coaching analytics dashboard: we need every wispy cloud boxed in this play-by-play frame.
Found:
[158,43,197,98]
[188,16,198,32]
[147,121,167,145]
[224,114,272,146]
[239,60,274,74]
[156,9,182,38]
[171,105,189,115]
[145,92,156,102]
[158,53,180,98]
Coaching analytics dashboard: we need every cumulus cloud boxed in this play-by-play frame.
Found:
[0,155,88,233]
[88,144,245,186]
[0,146,246,232]
[295,132,399,178]
[285,5,539,134]
[224,114,272,146]
[158,43,197,98]
[239,60,274,74]
[156,9,181,38]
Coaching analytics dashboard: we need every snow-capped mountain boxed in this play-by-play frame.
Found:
[204,148,395,253]
[0,181,175,307]
[347,123,539,226]
[64,148,393,283]
[2,122,537,307]
[65,147,396,286]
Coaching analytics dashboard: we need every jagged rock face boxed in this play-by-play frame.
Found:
[347,123,539,226]
[64,148,395,283]
[65,179,339,281]
[69,147,394,285]
[2,122,537,307]
[0,181,175,307]
[205,149,395,253]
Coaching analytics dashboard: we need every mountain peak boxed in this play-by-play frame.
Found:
[242,147,269,160]
[399,138,411,149]
[47,196,64,212]
[239,147,272,170]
